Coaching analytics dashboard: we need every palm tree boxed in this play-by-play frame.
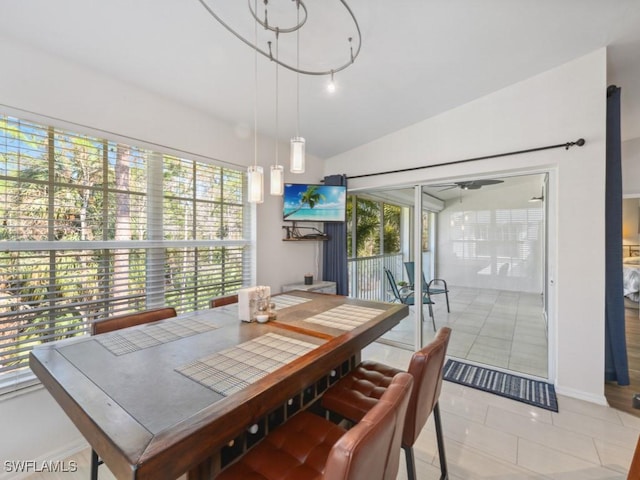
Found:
[283,185,326,220]
[347,198,402,257]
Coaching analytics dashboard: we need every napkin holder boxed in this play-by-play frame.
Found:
[238,286,271,322]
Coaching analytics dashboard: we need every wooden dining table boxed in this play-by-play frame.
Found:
[29,291,407,480]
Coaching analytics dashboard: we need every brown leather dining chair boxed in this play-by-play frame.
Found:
[89,306,177,479]
[629,435,640,479]
[209,294,239,308]
[91,306,177,335]
[322,327,451,480]
[216,372,414,480]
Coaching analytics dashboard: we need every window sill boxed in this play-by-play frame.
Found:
[0,371,42,400]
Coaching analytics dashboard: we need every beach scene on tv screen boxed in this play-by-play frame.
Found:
[283,184,346,222]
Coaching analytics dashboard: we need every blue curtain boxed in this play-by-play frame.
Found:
[323,174,348,295]
[604,85,630,385]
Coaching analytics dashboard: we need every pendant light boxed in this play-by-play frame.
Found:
[247,0,263,204]
[290,1,305,174]
[270,166,284,196]
[270,34,284,196]
[197,0,363,180]
[247,165,264,203]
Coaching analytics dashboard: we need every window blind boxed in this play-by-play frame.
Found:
[0,115,252,392]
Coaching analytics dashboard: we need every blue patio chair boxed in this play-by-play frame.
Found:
[403,261,450,313]
[384,267,436,331]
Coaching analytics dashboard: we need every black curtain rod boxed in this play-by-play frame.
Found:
[343,138,586,180]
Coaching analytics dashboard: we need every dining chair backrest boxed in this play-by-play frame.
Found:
[402,326,451,447]
[91,307,177,335]
[89,305,178,480]
[323,372,414,480]
[384,268,404,304]
[628,435,640,479]
[210,294,239,308]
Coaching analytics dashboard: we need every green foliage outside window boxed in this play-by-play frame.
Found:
[347,196,402,258]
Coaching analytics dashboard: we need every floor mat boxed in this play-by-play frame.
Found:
[443,359,558,412]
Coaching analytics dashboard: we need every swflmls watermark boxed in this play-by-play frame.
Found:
[4,460,78,474]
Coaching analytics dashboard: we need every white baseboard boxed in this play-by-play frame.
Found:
[555,385,608,406]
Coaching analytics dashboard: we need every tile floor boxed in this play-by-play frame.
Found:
[26,340,640,480]
[381,286,549,378]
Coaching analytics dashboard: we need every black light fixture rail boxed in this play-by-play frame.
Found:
[344,138,586,180]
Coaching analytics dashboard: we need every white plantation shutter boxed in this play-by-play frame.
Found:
[0,115,252,393]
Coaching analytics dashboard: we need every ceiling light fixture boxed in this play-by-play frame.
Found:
[327,70,336,93]
[290,2,305,174]
[247,0,264,204]
[270,35,284,195]
[197,0,362,174]
[196,0,362,76]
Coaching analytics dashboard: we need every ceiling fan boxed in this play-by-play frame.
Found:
[429,179,504,192]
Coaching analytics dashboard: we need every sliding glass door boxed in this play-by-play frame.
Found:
[351,173,550,379]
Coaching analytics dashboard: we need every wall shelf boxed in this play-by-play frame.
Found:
[282,224,329,241]
[282,236,329,242]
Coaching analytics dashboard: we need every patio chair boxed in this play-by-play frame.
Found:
[404,261,450,312]
[384,267,436,331]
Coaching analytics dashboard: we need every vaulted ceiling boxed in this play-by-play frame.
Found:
[1,0,638,159]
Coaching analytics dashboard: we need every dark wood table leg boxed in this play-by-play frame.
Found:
[187,453,220,480]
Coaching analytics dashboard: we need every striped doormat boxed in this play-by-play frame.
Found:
[443,359,558,412]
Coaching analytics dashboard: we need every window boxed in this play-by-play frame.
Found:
[347,196,402,258]
[383,204,401,254]
[449,206,543,278]
[0,115,251,392]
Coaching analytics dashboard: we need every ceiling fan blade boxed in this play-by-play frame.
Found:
[436,185,458,192]
[471,179,504,186]
[427,179,505,192]
[457,179,504,190]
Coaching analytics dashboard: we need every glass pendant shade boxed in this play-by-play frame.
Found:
[247,165,264,204]
[270,164,284,196]
[290,137,306,173]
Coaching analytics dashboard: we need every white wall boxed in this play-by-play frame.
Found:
[0,36,323,472]
[326,49,608,404]
[0,388,86,480]
[437,177,544,293]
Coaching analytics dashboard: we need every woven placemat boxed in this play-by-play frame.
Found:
[303,304,383,331]
[272,295,312,310]
[176,332,320,396]
[96,317,218,356]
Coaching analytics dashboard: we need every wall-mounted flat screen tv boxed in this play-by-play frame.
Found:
[283,183,346,222]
